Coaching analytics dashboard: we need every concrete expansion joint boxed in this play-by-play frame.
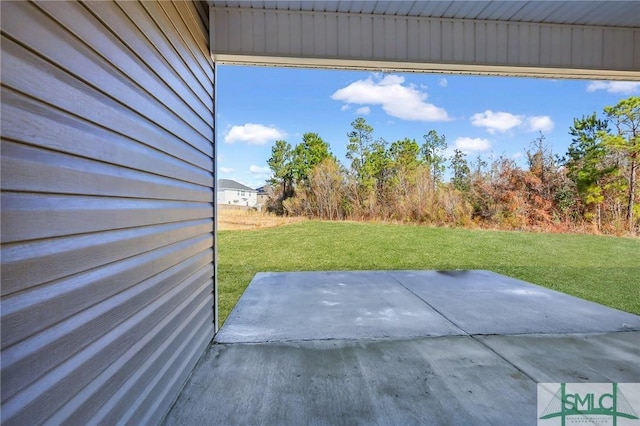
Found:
[213,334,473,345]
[386,272,470,335]
[468,333,538,384]
[469,328,640,338]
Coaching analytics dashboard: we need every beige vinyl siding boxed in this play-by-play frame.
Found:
[0,1,214,424]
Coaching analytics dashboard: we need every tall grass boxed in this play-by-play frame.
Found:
[217,205,305,230]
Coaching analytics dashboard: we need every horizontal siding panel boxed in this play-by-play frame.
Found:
[1,192,212,243]
[1,0,214,423]
[158,1,213,83]
[0,219,213,296]
[1,141,213,202]
[0,88,213,187]
[1,236,212,348]
[1,273,212,425]
[134,306,214,425]
[33,1,213,139]
[82,0,213,115]
[1,2,212,156]
[146,0,213,86]
[189,0,210,34]
[194,0,209,31]
[1,36,213,168]
[48,293,214,424]
[1,258,212,402]
[116,1,213,102]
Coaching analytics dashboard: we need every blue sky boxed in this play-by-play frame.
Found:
[216,65,640,188]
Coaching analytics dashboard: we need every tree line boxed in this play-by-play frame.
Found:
[266,96,639,235]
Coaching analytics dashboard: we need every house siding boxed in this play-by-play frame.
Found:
[0,1,215,424]
[217,189,259,207]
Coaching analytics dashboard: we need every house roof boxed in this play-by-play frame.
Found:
[217,179,257,192]
[256,185,272,194]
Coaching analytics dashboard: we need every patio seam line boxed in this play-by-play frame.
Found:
[214,334,467,345]
[383,271,540,385]
[467,334,539,384]
[383,271,469,336]
[213,329,640,345]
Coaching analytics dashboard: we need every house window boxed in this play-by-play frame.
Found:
[240,191,246,196]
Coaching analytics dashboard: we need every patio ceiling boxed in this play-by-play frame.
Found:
[208,1,640,80]
[210,1,640,28]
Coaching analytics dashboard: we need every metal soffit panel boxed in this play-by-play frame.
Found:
[209,1,640,28]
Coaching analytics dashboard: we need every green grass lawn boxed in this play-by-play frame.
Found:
[217,221,640,325]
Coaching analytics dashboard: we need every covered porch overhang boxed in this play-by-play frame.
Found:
[209,0,640,80]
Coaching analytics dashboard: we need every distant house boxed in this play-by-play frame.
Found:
[255,185,273,210]
[217,179,258,207]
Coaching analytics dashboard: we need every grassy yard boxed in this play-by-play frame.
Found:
[217,221,640,325]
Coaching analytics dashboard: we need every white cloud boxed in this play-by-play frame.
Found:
[355,106,371,115]
[340,104,351,111]
[471,110,523,134]
[586,81,640,95]
[249,165,270,175]
[331,73,451,122]
[224,123,286,145]
[219,167,234,174]
[526,115,554,133]
[453,137,491,154]
[471,110,555,134]
[438,77,448,87]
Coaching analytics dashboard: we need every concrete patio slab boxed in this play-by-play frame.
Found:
[164,270,640,425]
[165,336,537,425]
[476,331,640,383]
[215,271,464,343]
[392,270,640,335]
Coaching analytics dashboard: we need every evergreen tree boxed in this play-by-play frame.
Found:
[389,138,421,173]
[602,96,640,232]
[267,140,294,201]
[451,149,471,192]
[292,132,332,185]
[346,117,374,181]
[421,130,447,187]
[566,113,612,228]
